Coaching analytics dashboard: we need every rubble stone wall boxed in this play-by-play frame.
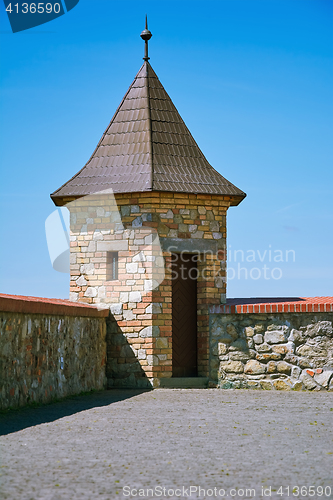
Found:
[210,312,333,391]
[0,297,108,410]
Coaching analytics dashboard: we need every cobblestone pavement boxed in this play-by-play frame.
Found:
[0,389,332,500]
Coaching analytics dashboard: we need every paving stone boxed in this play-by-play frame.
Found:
[1,390,332,500]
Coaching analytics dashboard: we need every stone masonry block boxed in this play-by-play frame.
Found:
[245,327,254,337]
[129,291,141,303]
[110,303,123,315]
[76,276,87,286]
[264,330,288,344]
[132,251,146,262]
[69,292,78,302]
[80,263,94,275]
[244,360,266,375]
[121,206,130,217]
[140,326,152,338]
[126,263,138,274]
[253,334,263,344]
[218,343,228,355]
[132,216,142,227]
[120,292,129,303]
[93,231,104,241]
[145,303,162,314]
[277,361,291,374]
[220,361,244,373]
[156,338,168,349]
[138,349,146,360]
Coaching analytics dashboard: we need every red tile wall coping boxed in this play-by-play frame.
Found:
[210,297,333,314]
[2,293,332,317]
[0,294,109,318]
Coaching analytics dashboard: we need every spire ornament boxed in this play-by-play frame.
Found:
[140,15,152,61]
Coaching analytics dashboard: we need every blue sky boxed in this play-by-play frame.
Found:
[0,0,332,299]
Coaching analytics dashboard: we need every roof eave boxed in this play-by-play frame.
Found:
[229,193,247,206]
[50,194,79,207]
[51,189,246,208]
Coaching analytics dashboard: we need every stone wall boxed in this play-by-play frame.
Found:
[66,190,232,385]
[0,295,108,410]
[2,294,333,403]
[209,310,333,391]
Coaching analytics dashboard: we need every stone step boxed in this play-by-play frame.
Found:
[159,377,209,389]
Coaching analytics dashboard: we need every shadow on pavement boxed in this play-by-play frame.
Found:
[0,389,150,436]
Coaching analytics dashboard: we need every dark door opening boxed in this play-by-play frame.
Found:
[171,253,198,377]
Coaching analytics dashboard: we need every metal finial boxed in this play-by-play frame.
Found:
[140,15,152,61]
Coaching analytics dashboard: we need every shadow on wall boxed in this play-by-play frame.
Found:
[106,315,152,389]
[0,389,150,436]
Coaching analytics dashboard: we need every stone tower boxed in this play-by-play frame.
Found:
[51,21,245,388]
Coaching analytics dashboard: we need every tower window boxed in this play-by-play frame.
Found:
[107,252,118,280]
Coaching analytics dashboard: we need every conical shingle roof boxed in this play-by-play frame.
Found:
[51,61,245,206]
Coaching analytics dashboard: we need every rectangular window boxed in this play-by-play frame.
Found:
[106,252,118,281]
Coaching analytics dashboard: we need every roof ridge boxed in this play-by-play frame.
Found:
[146,62,153,190]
